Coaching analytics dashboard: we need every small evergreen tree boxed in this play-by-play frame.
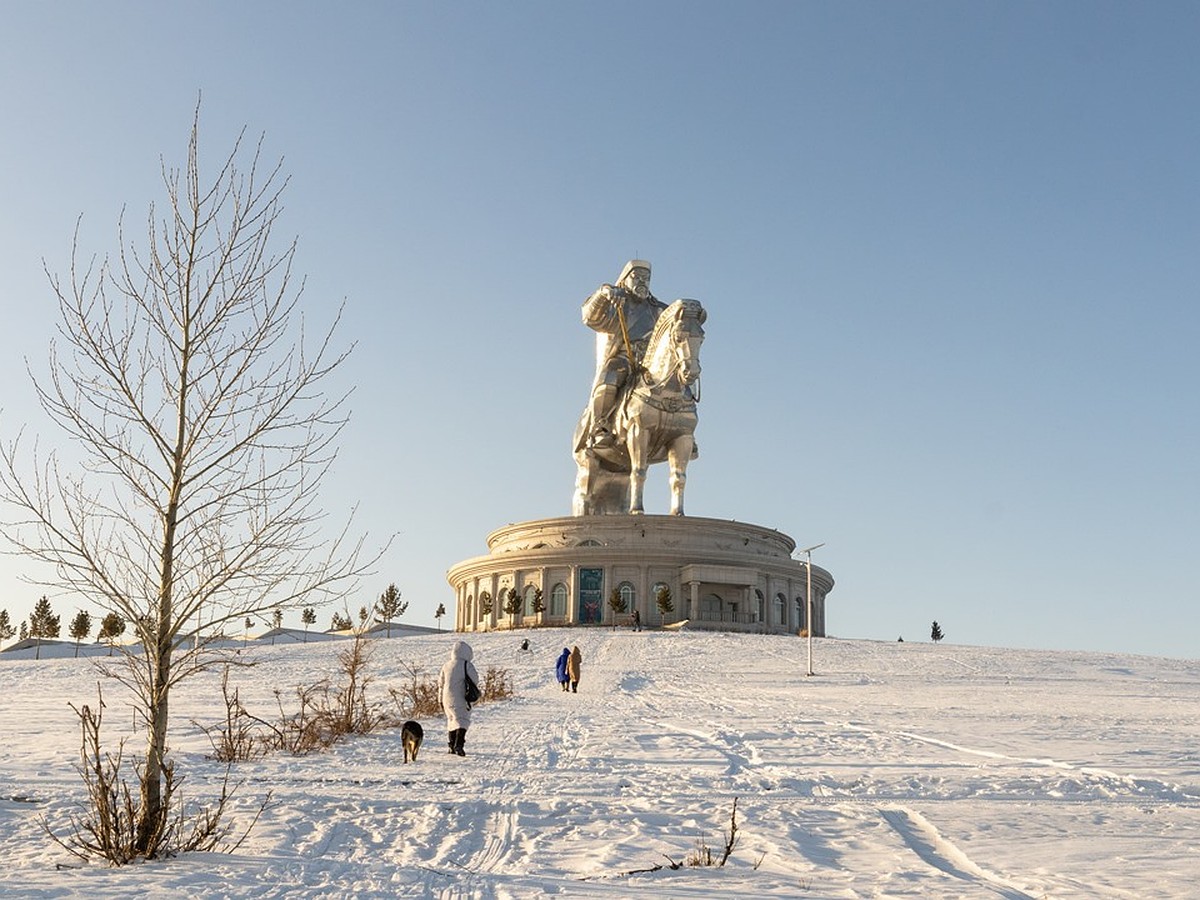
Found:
[0,609,15,645]
[434,603,446,631]
[503,588,521,629]
[330,611,353,632]
[301,606,316,642]
[655,585,674,620]
[374,584,407,637]
[931,620,944,643]
[19,620,29,642]
[29,595,61,660]
[479,592,493,618]
[531,588,545,617]
[98,612,126,656]
[70,609,93,658]
[608,588,628,626]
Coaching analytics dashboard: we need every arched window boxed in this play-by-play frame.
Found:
[755,589,765,623]
[551,583,568,617]
[524,584,539,616]
[773,593,786,625]
[617,581,636,616]
[796,596,807,632]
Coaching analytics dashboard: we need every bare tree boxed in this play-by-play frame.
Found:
[0,105,378,860]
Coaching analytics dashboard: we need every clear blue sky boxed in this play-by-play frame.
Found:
[2,3,1197,658]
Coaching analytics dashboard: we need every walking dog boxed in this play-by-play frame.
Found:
[401,720,424,763]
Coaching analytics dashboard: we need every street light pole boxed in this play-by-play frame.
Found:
[798,542,825,676]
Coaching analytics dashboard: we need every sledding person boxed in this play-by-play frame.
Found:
[438,640,480,756]
[567,645,582,693]
[555,647,570,691]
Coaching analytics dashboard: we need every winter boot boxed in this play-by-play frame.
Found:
[448,730,457,754]
[454,728,466,756]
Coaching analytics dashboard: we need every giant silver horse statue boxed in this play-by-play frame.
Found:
[573,298,706,515]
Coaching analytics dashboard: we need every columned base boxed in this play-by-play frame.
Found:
[446,515,834,636]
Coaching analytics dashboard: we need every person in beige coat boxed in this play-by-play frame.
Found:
[567,645,582,693]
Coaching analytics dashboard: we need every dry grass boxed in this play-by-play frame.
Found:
[201,641,518,762]
[389,662,442,719]
[390,663,516,719]
[481,666,515,702]
[199,634,400,759]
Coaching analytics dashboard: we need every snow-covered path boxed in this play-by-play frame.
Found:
[1,630,1197,897]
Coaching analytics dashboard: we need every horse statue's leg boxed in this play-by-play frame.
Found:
[626,420,649,515]
[667,432,695,516]
[572,412,593,515]
[573,445,600,516]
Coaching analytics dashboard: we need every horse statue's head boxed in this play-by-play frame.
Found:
[642,299,706,391]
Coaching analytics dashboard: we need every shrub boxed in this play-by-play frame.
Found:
[390,663,442,719]
[481,666,515,702]
[50,687,264,863]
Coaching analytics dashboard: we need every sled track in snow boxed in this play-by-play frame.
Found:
[880,806,1036,899]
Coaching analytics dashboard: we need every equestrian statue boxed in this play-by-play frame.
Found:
[572,260,706,516]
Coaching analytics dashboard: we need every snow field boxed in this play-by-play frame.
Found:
[1,629,1197,898]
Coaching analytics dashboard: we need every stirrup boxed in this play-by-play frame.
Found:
[591,428,615,449]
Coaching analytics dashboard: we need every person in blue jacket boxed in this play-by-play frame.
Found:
[555,647,570,692]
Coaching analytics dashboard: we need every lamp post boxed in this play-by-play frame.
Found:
[798,542,825,676]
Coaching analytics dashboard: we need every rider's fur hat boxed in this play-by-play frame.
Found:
[618,259,651,283]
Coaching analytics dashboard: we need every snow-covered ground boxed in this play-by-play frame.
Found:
[1,629,1197,898]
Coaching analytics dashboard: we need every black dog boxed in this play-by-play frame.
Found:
[401,720,424,763]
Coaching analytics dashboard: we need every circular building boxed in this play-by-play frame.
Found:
[446,514,833,635]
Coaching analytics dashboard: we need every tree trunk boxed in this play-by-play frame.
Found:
[137,634,172,855]
[139,385,184,856]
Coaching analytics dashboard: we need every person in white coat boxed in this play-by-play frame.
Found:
[438,640,479,756]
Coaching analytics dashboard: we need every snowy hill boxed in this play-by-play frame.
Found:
[1,629,1197,898]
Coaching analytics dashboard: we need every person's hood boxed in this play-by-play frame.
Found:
[449,641,474,662]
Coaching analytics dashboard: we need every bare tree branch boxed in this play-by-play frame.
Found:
[0,101,386,860]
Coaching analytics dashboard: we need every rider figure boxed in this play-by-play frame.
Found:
[579,259,667,450]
